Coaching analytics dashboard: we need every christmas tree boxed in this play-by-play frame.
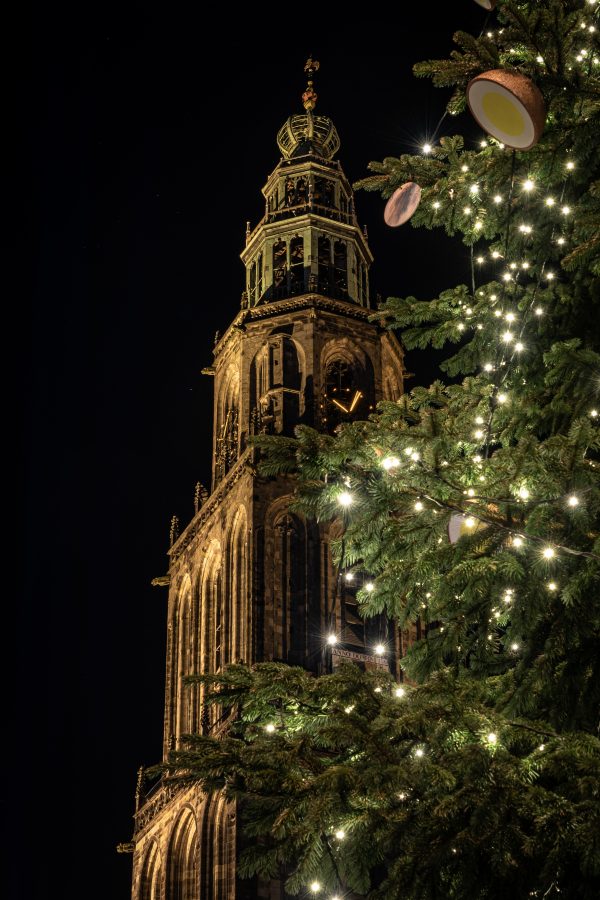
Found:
[163,2,600,896]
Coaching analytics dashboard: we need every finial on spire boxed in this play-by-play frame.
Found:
[302,55,319,111]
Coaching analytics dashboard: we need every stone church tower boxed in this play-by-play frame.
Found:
[127,58,406,900]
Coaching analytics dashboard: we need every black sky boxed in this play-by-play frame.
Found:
[19,3,487,898]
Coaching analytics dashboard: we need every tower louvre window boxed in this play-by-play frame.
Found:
[334,240,348,296]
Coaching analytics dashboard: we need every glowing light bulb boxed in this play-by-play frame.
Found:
[511,642,519,651]
[543,547,555,559]
[487,732,497,744]
[344,705,354,714]
[557,236,566,245]
[470,184,479,195]
[509,262,517,270]
[335,830,345,840]
[491,250,501,259]
[310,882,321,894]
[502,330,513,343]
[265,723,276,733]
[475,416,485,425]
[465,516,476,528]
[461,164,469,173]
[404,447,413,456]
[521,261,530,269]
[480,140,487,148]
[502,273,512,282]
[591,409,598,418]
[463,206,472,215]
[327,634,338,646]
[432,201,441,209]
[374,686,382,693]
[484,363,493,372]
[411,452,420,462]
[415,748,424,758]
[545,197,555,206]
[474,221,483,230]
[493,194,502,204]
[382,455,400,471]
[473,454,482,462]
[365,582,375,593]
[547,581,558,592]
[523,179,535,192]
[497,393,508,404]
[338,491,353,507]
[545,271,555,281]
[395,686,406,698]
[494,310,502,317]
[345,571,354,582]
[561,205,571,215]
[519,224,532,234]
[567,495,579,507]
[536,55,544,63]
[512,537,523,548]
[474,429,484,440]
[505,312,516,322]
[535,307,543,316]
[423,143,432,154]
[476,255,484,264]
[515,342,524,352]
[374,643,385,656]
[518,487,530,499]
[414,501,424,512]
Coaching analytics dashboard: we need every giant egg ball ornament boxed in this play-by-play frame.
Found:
[384,182,422,227]
[473,0,497,9]
[467,70,545,150]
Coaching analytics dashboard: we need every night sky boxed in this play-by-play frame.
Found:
[20,3,487,898]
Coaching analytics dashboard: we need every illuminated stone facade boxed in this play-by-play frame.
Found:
[128,74,407,900]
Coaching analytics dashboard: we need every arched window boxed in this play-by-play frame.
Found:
[200,545,223,731]
[318,236,331,294]
[226,509,248,665]
[140,841,162,900]
[333,240,347,297]
[321,351,375,433]
[272,240,287,297]
[289,235,304,295]
[249,333,303,435]
[272,512,308,666]
[215,370,239,485]
[256,252,263,301]
[249,261,256,305]
[175,587,194,744]
[166,808,199,900]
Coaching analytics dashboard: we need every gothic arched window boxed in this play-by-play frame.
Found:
[175,587,194,744]
[166,808,199,900]
[139,841,162,900]
[272,240,287,297]
[215,370,239,485]
[322,353,375,433]
[225,509,248,665]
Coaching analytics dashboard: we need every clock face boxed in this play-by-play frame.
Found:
[323,360,365,430]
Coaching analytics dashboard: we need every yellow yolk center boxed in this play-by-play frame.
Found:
[481,91,525,136]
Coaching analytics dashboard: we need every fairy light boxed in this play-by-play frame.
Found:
[543,547,556,559]
[518,486,530,499]
[374,686,382,693]
[345,571,354,582]
[547,581,558,592]
[492,250,501,259]
[382,455,400,471]
[502,330,514,343]
[536,55,544,63]
[265,723,276,733]
[338,491,353,507]
[523,178,535,192]
[535,307,544,316]
[374,643,385,656]
[432,201,441,209]
[509,262,518,270]
[545,197,555,206]
[505,312,516,322]
[545,271,555,281]
[512,537,524,548]
[475,416,485,425]
[473,454,482,462]
[476,255,485,264]
[463,206,472,215]
[461,164,469,173]
[415,748,425,758]
[327,634,338,646]
[493,194,502,204]
[395,686,406,698]
[497,393,508,404]
[487,732,497,744]
[561,205,571,215]
[474,220,483,230]
[515,341,524,352]
[557,236,566,245]
[591,409,598,418]
[404,447,413,456]
[502,273,512,282]
[464,517,476,528]
[470,184,479,195]
[344,705,354,714]
[567,495,579,507]
[365,582,375,593]
[414,501,424,511]
[480,140,487,148]
[494,310,503,317]
[538,744,545,751]
[519,224,532,234]
[334,830,346,840]
[467,488,475,497]
[484,363,493,372]
[411,451,421,462]
[474,429,484,440]
[510,642,520,651]
[422,143,432,154]
[310,882,321,894]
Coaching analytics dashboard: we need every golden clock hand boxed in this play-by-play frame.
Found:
[332,398,350,413]
[349,390,363,413]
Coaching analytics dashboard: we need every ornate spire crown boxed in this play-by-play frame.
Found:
[277,56,340,161]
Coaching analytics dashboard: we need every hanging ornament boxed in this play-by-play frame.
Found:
[384,182,422,227]
[472,0,496,9]
[466,69,545,150]
[448,513,485,544]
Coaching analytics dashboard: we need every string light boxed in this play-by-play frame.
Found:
[591,409,598,418]
[344,705,354,714]
[463,206,472,215]
[487,732,497,744]
[395,686,406,698]
[365,582,375,593]
[334,830,345,840]
[543,547,556,559]
[535,307,544,316]
[561,205,571,215]
[470,184,479,195]
[414,500,424,511]
[515,341,524,352]
[557,236,566,245]
[432,201,441,209]
[464,517,476,528]
[382,455,400,471]
[374,643,385,656]
[502,330,514,343]
[491,250,501,259]
[415,748,425,758]
[512,537,524,548]
[345,572,354,582]
[310,882,321,894]
[545,197,555,206]
[547,581,558,592]
[265,723,276,733]
[567,495,579,507]
[338,491,353,507]
[474,429,485,439]
[505,312,516,322]
[519,224,532,234]
[461,164,469,173]
[422,143,432,154]
[327,634,338,646]
[510,642,519,651]
[497,393,508,404]
[523,179,535,192]
[518,486,530,499]
[493,194,503,204]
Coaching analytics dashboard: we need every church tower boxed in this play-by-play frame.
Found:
[128,58,406,900]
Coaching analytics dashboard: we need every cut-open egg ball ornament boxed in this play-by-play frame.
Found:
[466,70,545,150]
[473,0,496,8]
[384,182,422,227]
